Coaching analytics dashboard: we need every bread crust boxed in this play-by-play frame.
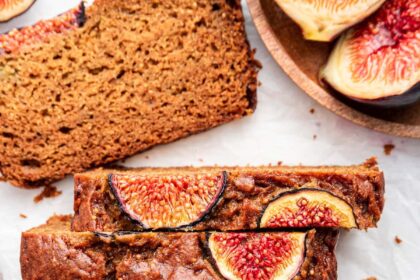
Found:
[21,215,338,280]
[0,0,259,188]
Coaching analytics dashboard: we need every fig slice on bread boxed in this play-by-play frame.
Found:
[259,189,357,229]
[0,2,85,54]
[109,172,227,229]
[208,232,306,280]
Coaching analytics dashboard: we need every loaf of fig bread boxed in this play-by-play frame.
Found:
[0,0,259,188]
[72,159,384,232]
[21,215,338,280]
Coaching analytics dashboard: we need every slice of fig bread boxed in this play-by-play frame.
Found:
[72,159,384,231]
[21,215,338,280]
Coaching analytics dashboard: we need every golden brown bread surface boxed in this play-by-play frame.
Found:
[21,215,339,280]
[72,159,384,231]
[0,0,259,188]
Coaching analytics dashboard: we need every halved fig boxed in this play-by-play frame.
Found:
[0,2,85,54]
[320,0,420,106]
[109,172,227,229]
[260,189,357,228]
[274,0,385,41]
[0,0,35,22]
[208,232,306,280]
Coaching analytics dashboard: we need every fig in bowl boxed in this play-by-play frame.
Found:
[0,0,35,22]
[321,0,420,107]
[274,0,385,42]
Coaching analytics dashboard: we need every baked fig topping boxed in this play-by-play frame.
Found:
[320,0,419,102]
[274,0,385,41]
[109,172,227,229]
[260,189,357,228]
[0,2,85,54]
[208,232,306,280]
[0,0,35,22]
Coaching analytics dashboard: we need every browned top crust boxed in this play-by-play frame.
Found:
[0,0,259,188]
[72,159,384,231]
[21,215,338,280]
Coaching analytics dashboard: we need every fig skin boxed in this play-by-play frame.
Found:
[274,0,385,42]
[320,0,420,107]
[208,232,306,280]
[338,83,420,108]
[0,0,36,22]
[259,188,357,229]
[108,172,227,230]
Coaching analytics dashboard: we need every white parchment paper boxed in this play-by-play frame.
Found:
[1,1,419,279]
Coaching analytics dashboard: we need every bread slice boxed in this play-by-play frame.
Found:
[0,0,259,188]
[21,215,338,280]
[72,158,384,231]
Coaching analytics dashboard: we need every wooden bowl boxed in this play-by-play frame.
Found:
[247,0,420,138]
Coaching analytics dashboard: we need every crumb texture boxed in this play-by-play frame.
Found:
[0,0,258,188]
